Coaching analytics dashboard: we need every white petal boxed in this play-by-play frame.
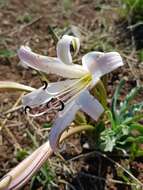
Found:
[47,79,77,94]
[22,87,52,108]
[82,51,123,77]
[76,90,104,120]
[19,46,32,68]
[49,101,79,150]
[18,46,86,78]
[57,35,80,65]
[22,79,77,108]
[82,52,104,74]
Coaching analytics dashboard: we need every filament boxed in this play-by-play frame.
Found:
[25,73,92,117]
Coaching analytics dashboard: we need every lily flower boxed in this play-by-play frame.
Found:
[0,35,124,190]
[18,35,123,150]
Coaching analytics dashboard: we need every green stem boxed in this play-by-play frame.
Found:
[123,114,143,124]
[91,80,107,109]
[60,124,94,142]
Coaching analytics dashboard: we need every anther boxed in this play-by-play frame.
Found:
[58,100,65,111]
[24,106,31,114]
[46,98,54,108]
[42,81,48,90]
[46,98,65,111]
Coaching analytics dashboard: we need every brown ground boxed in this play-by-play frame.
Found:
[0,0,143,190]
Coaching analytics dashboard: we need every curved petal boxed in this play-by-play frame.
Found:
[82,51,123,77]
[57,35,80,65]
[19,46,31,68]
[18,46,86,78]
[76,90,104,121]
[82,52,104,74]
[49,101,79,150]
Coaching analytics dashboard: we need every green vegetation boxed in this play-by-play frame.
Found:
[95,79,143,159]
[121,0,143,21]
[0,50,16,58]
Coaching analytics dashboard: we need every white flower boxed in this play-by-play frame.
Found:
[18,35,124,150]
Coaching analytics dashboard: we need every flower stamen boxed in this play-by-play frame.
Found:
[47,98,65,111]
[24,106,32,114]
[42,81,48,90]
[24,73,92,117]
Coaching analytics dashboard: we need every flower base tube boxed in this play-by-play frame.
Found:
[0,125,94,190]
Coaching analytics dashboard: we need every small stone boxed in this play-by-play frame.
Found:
[83,142,90,149]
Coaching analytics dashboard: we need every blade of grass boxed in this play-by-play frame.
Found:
[0,81,35,92]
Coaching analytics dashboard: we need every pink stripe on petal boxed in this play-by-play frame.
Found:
[18,46,86,78]
[82,51,123,78]
[0,142,53,190]
[18,46,60,72]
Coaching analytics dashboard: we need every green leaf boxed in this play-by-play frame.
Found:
[43,123,52,128]
[94,80,107,109]
[16,149,29,161]
[100,133,116,152]
[62,0,72,10]
[128,101,143,115]
[120,86,142,116]
[105,109,116,129]
[124,114,143,124]
[31,162,55,188]
[111,79,125,122]
[126,136,143,143]
[121,124,130,136]
[138,49,143,61]
[75,111,87,125]
[100,128,117,152]
[0,50,16,58]
[130,123,143,134]
[16,13,32,23]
